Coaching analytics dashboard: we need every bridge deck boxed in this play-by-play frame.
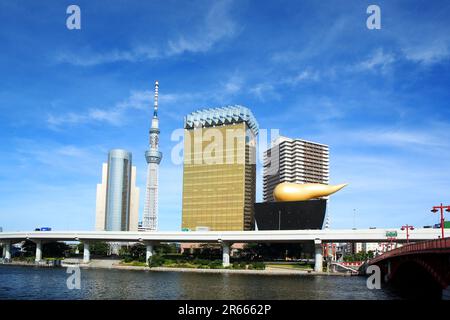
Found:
[0,229,442,244]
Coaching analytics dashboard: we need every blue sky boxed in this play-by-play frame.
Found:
[1,0,450,231]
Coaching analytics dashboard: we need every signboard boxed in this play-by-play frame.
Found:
[385,231,397,238]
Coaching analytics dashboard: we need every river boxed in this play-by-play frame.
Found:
[0,265,400,299]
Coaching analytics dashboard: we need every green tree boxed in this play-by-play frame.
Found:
[22,240,36,257]
[77,242,109,256]
[20,240,68,258]
[43,242,69,258]
[119,244,149,262]
[155,243,178,254]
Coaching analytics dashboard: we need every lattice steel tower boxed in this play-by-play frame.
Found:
[142,81,162,231]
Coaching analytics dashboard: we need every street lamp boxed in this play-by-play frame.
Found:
[400,224,414,243]
[431,203,450,239]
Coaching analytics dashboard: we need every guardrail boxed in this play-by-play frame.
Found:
[369,237,450,264]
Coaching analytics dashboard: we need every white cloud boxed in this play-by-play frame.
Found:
[47,89,153,127]
[56,145,89,157]
[354,49,396,72]
[403,41,450,65]
[222,74,244,94]
[56,0,238,66]
[384,2,450,67]
[46,72,248,128]
[282,69,320,85]
[313,125,450,155]
[14,141,106,177]
[249,83,279,101]
[115,90,153,110]
[167,0,236,55]
[55,48,160,67]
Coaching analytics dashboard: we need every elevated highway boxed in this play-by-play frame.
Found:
[0,228,442,271]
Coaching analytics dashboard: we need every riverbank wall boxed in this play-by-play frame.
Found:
[0,259,356,276]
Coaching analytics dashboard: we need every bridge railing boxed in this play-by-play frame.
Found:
[369,237,450,264]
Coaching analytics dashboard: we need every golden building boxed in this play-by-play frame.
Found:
[182,106,259,231]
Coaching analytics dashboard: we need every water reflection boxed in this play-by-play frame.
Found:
[0,266,399,300]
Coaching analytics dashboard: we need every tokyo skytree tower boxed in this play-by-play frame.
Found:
[142,81,162,231]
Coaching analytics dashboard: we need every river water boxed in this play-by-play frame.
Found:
[0,265,400,300]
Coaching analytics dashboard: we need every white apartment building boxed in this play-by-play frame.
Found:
[263,136,330,202]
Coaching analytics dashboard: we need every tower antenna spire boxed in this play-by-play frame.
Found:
[153,80,159,117]
[143,80,162,231]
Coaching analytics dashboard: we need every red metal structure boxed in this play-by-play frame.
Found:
[431,203,450,239]
[401,224,414,243]
[369,237,450,299]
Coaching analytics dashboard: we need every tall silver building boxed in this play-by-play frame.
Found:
[142,81,162,231]
[263,136,329,202]
[95,149,139,231]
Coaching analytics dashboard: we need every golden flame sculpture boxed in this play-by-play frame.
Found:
[273,182,348,202]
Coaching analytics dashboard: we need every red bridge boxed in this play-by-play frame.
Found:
[368,237,450,299]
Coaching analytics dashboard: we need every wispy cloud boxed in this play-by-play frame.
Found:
[13,140,106,177]
[354,48,396,73]
[222,73,244,95]
[55,47,160,67]
[386,1,450,66]
[249,83,279,101]
[47,90,153,127]
[314,125,450,154]
[47,72,251,128]
[56,0,238,66]
[282,69,320,85]
[402,41,450,65]
[167,0,237,55]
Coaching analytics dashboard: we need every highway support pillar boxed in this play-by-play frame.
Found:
[384,260,391,282]
[222,242,231,267]
[145,242,155,265]
[83,241,90,264]
[34,240,42,263]
[2,241,11,261]
[443,285,450,300]
[314,239,323,273]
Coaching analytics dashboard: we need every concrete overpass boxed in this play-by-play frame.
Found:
[0,228,442,272]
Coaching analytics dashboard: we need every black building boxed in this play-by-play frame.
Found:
[254,199,326,230]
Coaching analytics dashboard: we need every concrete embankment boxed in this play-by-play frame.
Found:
[1,259,356,276]
[143,266,353,276]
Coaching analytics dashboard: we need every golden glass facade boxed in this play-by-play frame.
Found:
[182,122,256,231]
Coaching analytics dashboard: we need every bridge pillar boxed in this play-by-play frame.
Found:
[442,286,450,300]
[222,242,231,267]
[384,260,391,282]
[145,242,155,265]
[314,239,323,272]
[34,240,42,262]
[3,242,11,261]
[83,242,90,263]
